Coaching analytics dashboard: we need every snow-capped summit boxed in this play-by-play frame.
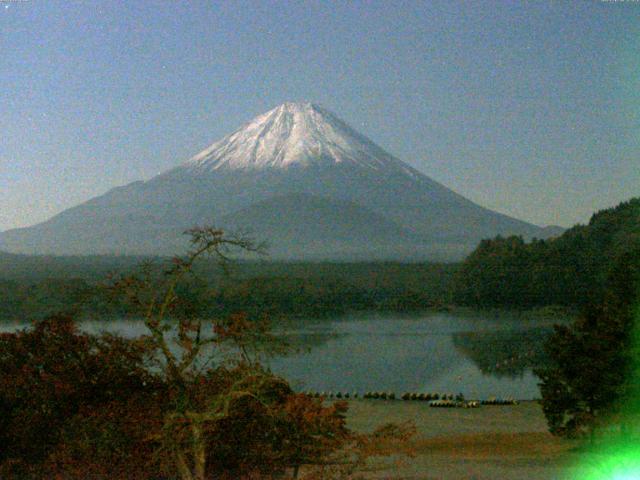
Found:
[185,102,411,173]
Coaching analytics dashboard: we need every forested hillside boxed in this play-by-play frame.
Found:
[453,198,640,308]
[0,259,457,321]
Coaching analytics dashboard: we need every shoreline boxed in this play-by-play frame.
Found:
[339,399,578,479]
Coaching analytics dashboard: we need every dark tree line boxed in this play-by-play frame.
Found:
[0,263,458,322]
[453,198,640,309]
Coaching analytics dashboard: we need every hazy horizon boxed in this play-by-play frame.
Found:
[2,1,639,232]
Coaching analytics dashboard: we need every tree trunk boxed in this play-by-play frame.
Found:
[175,447,194,480]
[192,420,207,480]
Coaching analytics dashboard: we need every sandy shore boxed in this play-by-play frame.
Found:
[341,399,580,479]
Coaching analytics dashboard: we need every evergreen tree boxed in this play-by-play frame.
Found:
[535,246,640,439]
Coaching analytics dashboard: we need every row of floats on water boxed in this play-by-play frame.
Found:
[301,391,519,408]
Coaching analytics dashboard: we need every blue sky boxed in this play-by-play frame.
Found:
[1,0,638,231]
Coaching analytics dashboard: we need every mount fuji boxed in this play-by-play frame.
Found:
[0,102,558,260]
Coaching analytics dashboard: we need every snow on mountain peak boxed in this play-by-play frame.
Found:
[184,102,412,172]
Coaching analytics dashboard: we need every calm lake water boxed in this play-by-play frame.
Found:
[0,311,559,400]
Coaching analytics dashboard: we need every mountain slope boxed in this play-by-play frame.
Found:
[0,102,555,259]
[217,193,436,260]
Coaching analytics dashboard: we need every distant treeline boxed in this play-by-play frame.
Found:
[0,260,458,321]
[0,253,156,282]
[2,197,637,320]
[453,197,640,308]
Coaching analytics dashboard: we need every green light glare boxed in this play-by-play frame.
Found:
[571,300,640,480]
[613,473,640,480]
[576,443,640,480]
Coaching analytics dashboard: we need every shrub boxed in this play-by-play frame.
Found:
[0,314,162,478]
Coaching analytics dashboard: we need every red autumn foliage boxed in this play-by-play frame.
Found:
[0,315,352,479]
[0,314,164,478]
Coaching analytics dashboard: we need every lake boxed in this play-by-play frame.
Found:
[0,311,559,400]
